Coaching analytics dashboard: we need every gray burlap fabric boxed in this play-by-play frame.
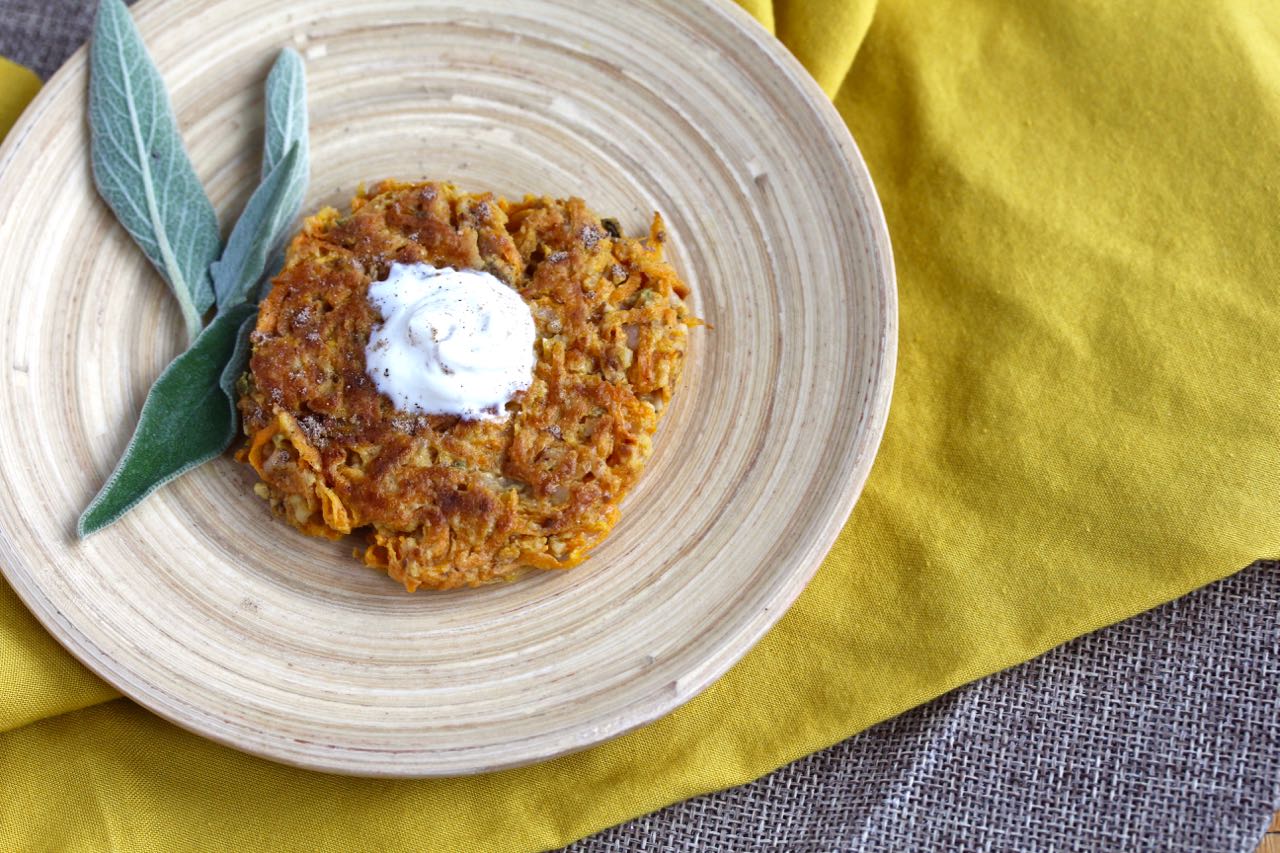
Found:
[0,0,100,80]
[3,6,1278,851]
[567,564,1280,852]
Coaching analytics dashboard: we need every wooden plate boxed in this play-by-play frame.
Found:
[0,0,895,776]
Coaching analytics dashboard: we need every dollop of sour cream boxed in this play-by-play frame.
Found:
[364,262,536,420]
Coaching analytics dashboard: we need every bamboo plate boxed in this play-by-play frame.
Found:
[0,0,895,776]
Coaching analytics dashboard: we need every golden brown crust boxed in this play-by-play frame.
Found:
[238,181,695,591]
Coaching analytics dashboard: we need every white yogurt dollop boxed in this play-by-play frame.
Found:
[364,262,536,421]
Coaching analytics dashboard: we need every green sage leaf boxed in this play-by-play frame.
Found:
[209,143,306,310]
[78,302,257,537]
[219,309,259,406]
[89,0,222,343]
[262,48,309,179]
[210,48,309,310]
[80,41,312,535]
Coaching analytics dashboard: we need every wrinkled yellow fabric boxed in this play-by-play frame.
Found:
[2,1,1279,849]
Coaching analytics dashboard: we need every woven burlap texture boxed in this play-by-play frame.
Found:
[568,564,1280,852]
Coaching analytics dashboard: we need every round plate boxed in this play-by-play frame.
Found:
[0,0,894,775]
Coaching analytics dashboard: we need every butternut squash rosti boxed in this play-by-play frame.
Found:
[237,181,696,591]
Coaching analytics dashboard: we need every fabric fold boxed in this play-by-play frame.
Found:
[776,0,876,96]
[0,582,119,735]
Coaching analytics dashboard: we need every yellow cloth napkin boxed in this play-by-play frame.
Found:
[3,1,1279,848]
[0,57,38,140]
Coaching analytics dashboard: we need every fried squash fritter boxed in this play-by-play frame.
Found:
[237,181,695,591]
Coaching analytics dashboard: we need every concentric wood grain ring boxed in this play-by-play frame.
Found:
[0,0,895,775]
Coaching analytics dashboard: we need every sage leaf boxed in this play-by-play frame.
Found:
[209,143,306,310]
[219,309,259,406]
[78,302,257,537]
[262,48,309,179]
[89,0,222,343]
[80,38,312,535]
[210,46,309,310]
